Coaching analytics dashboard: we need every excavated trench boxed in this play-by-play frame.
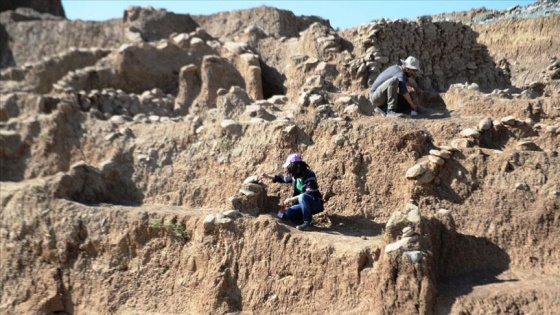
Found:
[1,4,560,315]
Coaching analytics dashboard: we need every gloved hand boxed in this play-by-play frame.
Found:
[410,110,418,116]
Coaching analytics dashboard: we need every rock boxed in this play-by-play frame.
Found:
[104,133,119,141]
[119,127,134,138]
[148,148,158,160]
[0,130,23,158]
[334,135,345,146]
[308,94,324,106]
[467,83,480,91]
[406,204,421,223]
[316,105,333,115]
[405,162,428,179]
[245,104,264,117]
[336,96,354,106]
[428,155,445,166]
[343,104,360,116]
[517,140,539,151]
[416,169,435,184]
[203,214,217,233]
[429,149,450,159]
[220,119,242,135]
[451,138,473,149]
[403,251,425,263]
[243,175,259,184]
[493,119,503,128]
[478,117,493,130]
[546,125,558,134]
[222,210,242,219]
[439,145,458,152]
[239,182,263,195]
[515,182,529,191]
[384,235,419,253]
[402,226,415,237]
[268,95,288,105]
[460,128,480,138]
[136,154,149,163]
[501,116,517,126]
[109,115,126,126]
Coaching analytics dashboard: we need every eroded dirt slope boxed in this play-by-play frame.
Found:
[1,3,560,315]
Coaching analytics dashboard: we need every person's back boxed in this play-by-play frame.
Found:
[369,64,406,94]
[368,56,422,117]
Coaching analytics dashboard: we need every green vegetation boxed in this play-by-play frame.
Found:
[220,139,233,152]
[149,218,188,240]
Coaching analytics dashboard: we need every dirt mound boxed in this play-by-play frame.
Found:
[1,2,560,315]
[0,0,65,18]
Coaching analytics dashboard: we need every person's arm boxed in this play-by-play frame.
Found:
[283,194,301,206]
[403,92,417,111]
[260,173,292,183]
[406,81,423,93]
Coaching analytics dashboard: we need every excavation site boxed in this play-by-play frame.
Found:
[1,0,559,314]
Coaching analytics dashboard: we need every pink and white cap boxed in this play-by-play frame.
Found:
[282,153,303,168]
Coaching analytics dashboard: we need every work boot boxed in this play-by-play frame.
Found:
[374,107,386,117]
[296,221,313,231]
[386,110,404,118]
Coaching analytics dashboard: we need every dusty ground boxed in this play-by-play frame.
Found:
[1,2,560,315]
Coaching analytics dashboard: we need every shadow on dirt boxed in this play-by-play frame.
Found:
[431,217,514,312]
[436,270,518,313]
[416,92,451,120]
[317,214,385,237]
[264,211,385,238]
[479,124,540,151]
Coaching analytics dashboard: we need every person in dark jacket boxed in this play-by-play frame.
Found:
[261,153,324,231]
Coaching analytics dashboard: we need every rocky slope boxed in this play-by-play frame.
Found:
[1,2,559,315]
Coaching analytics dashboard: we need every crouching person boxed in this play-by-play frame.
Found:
[261,153,324,231]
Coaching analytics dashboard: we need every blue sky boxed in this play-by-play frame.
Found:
[62,0,533,30]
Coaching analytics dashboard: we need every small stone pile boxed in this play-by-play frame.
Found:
[384,203,422,257]
[229,176,268,216]
[547,57,560,80]
[406,113,559,186]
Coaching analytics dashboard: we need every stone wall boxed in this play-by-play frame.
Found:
[123,6,199,42]
[0,12,124,69]
[0,0,65,18]
[349,18,511,92]
[192,5,331,40]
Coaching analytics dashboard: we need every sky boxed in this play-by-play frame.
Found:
[62,0,534,30]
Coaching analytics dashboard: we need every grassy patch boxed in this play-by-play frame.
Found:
[149,218,188,241]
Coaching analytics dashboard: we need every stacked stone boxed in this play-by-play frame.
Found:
[350,18,509,91]
[298,22,342,58]
[547,57,560,80]
[406,114,558,186]
[228,176,267,216]
[384,203,422,257]
[0,47,111,94]
[76,87,175,119]
[405,147,456,186]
